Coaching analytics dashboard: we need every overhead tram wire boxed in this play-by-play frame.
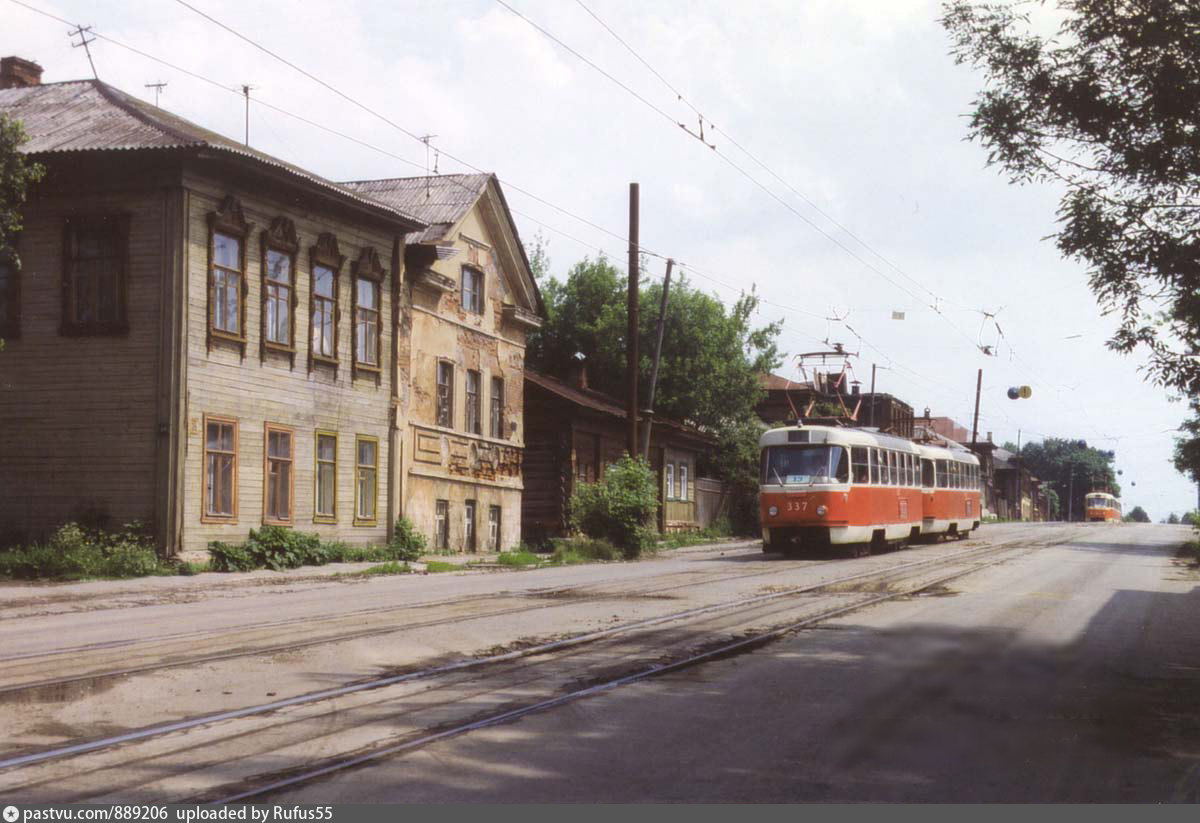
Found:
[499,0,984,350]
[571,0,964,311]
[10,0,1021,418]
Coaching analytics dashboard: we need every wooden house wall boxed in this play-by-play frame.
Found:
[0,186,166,541]
[179,176,398,553]
[403,203,527,551]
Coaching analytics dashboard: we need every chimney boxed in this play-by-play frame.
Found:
[1,57,43,89]
[569,354,588,390]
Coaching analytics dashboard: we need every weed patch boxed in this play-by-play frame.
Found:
[361,562,413,576]
[495,550,542,568]
[0,522,165,580]
[422,561,459,573]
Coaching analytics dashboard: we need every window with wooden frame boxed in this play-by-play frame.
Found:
[352,247,384,377]
[488,505,501,551]
[465,369,482,434]
[666,463,676,500]
[261,216,298,359]
[436,361,454,427]
[435,499,449,549]
[490,376,505,439]
[203,416,238,521]
[309,232,344,368]
[61,214,129,336]
[354,435,379,525]
[461,266,484,314]
[314,431,337,523]
[464,499,477,552]
[0,249,18,340]
[207,196,250,349]
[263,424,294,525]
[679,464,689,502]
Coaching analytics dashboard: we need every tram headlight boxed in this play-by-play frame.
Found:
[816,504,827,517]
[768,505,779,517]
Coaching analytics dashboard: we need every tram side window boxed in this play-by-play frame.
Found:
[954,462,962,489]
[870,449,880,484]
[935,459,948,489]
[951,462,958,489]
[835,448,850,483]
[889,451,899,485]
[851,447,869,484]
[904,454,913,487]
[880,451,890,485]
[886,450,896,485]
[921,459,934,488]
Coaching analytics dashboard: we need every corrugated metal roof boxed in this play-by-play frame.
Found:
[759,373,813,391]
[340,174,492,245]
[0,80,425,229]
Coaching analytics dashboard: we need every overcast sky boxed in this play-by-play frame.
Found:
[4,0,1195,520]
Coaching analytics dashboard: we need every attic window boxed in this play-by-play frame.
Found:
[462,266,484,314]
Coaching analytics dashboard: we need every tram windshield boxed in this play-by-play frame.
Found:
[761,445,849,485]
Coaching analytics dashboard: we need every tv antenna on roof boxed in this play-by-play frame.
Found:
[144,81,167,107]
[68,24,98,80]
[419,135,439,200]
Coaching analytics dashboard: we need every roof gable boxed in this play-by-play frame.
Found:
[0,79,425,230]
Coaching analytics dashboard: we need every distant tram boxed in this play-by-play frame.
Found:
[759,424,982,558]
[1085,492,1121,522]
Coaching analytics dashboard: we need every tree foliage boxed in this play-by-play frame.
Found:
[1125,505,1150,523]
[1172,398,1200,483]
[527,252,783,535]
[1003,437,1119,520]
[528,255,782,430]
[569,455,658,557]
[0,113,44,351]
[943,1,1200,395]
[1166,511,1181,524]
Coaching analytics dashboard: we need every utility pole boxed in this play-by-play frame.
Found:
[1068,468,1075,522]
[640,258,674,459]
[867,363,877,427]
[626,183,639,458]
[971,368,982,445]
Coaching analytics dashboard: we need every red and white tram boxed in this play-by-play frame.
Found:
[759,424,982,558]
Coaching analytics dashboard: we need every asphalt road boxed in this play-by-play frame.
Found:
[261,523,1200,803]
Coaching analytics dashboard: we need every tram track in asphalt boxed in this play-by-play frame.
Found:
[0,532,1064,802]
[0,534,1025,697]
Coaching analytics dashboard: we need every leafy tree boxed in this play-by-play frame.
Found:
[569,455,658,557]
[1183,510,1197,526]
[1004,438,1119,520]
[0,113,44,351]
[1167,512,1181,524]
[1172,399,1200,484]
[527,254,782,534]
[1125,505,1150,523]
[943,1,1200,396]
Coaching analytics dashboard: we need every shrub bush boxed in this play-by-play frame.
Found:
[386,517,427,563]
[0,521,163,580]
[569,455,658,558]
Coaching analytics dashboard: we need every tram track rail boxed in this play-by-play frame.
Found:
[0,533,1047,698]
[0,532,1056,802]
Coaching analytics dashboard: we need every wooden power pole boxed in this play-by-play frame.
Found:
[626,183,640,457]
[971,368,982,445]
[641,258,674,459]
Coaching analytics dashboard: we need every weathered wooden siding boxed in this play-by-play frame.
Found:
[0,187,165,541]
[179,175,398,553]
[402,200,526,551]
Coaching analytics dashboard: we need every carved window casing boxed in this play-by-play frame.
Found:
[352,246,384,379]
[203,415,238,522]
[309,232,344,371]
[264,423,294,525]
[207,196,250,351]
[62,214,130,336]
[314,431,337,523]
[261,216,298,363]
[354,435,379,525]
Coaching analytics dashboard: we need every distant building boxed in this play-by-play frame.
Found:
[522,369,722,542]
[755,373,914,438]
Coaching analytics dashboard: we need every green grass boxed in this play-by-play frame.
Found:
[361,561,412,576]
[495,550,542,568]
[422,560,460,573]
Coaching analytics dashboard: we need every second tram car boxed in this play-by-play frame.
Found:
[760,424,982,558]
[1085,492,1121,522]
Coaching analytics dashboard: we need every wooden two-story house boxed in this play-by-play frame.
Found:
[341,175,544,552]
[0,62,426,553]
